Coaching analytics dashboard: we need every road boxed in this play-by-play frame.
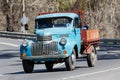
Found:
[0,38,120,80]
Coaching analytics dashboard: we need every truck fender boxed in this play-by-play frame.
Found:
[65,40,76,56]
[20,39,33,56]
[83,44,94,54]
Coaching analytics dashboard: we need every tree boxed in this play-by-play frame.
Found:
[0,0,22,32]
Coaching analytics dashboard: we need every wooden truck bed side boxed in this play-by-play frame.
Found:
[81,29,100,43]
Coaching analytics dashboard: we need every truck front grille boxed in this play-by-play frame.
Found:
[37,36,52,41]
[31,41,58,56]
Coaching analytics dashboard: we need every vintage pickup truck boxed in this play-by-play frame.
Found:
[20,11,100,73]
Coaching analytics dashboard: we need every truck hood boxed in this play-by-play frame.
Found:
[35,28,72,36]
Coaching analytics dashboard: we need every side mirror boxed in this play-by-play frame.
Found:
[79,23,82,28]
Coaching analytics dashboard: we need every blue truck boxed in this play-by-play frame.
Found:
[20,11,100,73]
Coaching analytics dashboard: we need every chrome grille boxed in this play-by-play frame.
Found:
[31,41,58,56]
[37,36,52,41]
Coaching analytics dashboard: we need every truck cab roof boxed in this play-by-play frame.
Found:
[36,13,79,20]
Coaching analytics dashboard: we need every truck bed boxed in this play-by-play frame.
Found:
[81,29,100,43]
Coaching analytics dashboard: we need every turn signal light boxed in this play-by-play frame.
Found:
[22,53,26,57]
[63,50,67,54]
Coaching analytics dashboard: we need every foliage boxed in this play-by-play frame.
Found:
[56,0,76,11]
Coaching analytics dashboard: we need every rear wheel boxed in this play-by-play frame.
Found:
[22,60,34,73]
[45,61,54,71]
[87,46,97,67]
[65,49,76,71]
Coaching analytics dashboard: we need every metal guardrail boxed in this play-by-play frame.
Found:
[0,31,36,39]
[0,31,120,46]
[100,39,120,47]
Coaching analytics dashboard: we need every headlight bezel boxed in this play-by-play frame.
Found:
[22,40,28,47]
[60,38,67,45]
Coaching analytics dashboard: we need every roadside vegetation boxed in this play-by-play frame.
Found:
[0,0,120,38]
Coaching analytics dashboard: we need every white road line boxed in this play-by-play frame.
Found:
[54,63,65,68]
[0,42,19,47]
[59,67,120,80]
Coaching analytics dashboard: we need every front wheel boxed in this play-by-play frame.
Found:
[87,46,97,67]
[22,60,34,73]
[65,49,76,71]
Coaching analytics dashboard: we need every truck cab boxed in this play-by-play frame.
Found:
[20,12,99,73]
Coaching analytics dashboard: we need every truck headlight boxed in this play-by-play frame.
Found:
[60,38,67,45]
[22,40,28,47]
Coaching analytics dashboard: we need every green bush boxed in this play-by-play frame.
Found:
[56,0,75,11]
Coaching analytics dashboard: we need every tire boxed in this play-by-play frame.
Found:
[45,61,54,71]
[22,60,34,73]
[65,49,76,71]
[87,46,97,67]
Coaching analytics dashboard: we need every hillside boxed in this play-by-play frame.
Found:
[0,0,120,39]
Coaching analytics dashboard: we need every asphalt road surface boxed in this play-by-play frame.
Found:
[0,38,120,80]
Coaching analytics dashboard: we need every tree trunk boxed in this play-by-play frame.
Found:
[6,1,14,32]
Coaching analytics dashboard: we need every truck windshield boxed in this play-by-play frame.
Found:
[35,17,72,29]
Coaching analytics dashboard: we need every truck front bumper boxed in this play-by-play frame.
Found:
[21,54,68,61]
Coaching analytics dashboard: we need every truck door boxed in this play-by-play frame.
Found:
[73,17,81,55]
